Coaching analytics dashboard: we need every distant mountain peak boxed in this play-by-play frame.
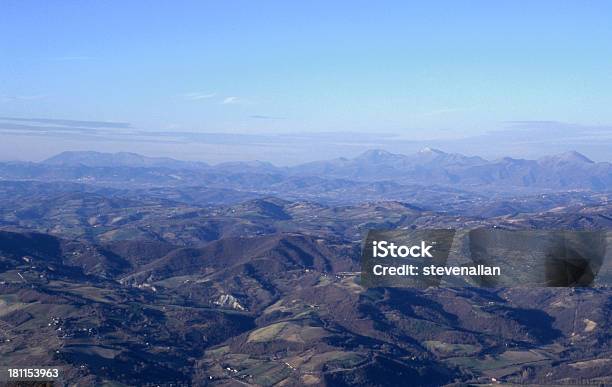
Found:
[540,151,594,164]
[358,149,393,157]
[42,150,207,169]
[558,150,593,163]
[354,149,398,162]
[418,147,445,155]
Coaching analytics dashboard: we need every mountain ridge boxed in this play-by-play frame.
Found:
[3,148,610,191]
[38,148,603,169]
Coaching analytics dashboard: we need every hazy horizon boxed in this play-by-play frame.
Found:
[0,115,611,165]
[2,2,612,164]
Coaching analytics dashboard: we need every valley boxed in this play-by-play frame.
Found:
[0,150,610,386]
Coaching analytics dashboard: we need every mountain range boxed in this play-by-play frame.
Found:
[0,148,611,385]
[0,148,608,192]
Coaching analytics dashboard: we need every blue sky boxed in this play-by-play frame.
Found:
[1,1,612,163]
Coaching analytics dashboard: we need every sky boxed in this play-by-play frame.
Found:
[1,1,612,163]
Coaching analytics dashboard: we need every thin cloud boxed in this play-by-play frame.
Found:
[500,120,612,133]
[222,96,240,105]
[0,117,130,129]
[503,120,559,125]
[419,107,473,117]
[48,56,95,61]
[250,115,284,120]
[181,92,216,101]
[0,94,47,102]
